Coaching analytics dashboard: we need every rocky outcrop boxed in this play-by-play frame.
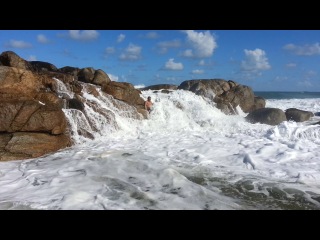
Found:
[77,67,95,83]
[102,81,145,108]
[0,66,43,98]
[285,108,314,122]
[0,51,33,71]
[178,79,262,114]
[29,61,58,72]
[252,96,266,111]
[0,133,70,161]
[0,64,71,161]
[0,51,148,161]
[59,66,80,78]
[0,100,66,134]
[140,84,178,91]
[245,108,287,126]
[93,69,111,86]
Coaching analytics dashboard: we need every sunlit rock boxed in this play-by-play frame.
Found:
[0,51,33,71]
[245,108,287,125]
[285,108,314,122]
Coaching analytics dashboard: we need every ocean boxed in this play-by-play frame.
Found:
[0,88,320,210]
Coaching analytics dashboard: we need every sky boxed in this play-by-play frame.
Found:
[0,30,320,91]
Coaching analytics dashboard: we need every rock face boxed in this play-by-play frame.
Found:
[0,51,33,71]
[1,133,70,160]
[0,100,66,134]
[93,69,111,86]
[178,79,262,114]
[0,65,71,161]
[252,96,266,111]
[102,81,145,108]
[245,108,287,125]
[140,84,178,91]
[0,51,148,161]
[285,108,314,122]
[29,61,58,72]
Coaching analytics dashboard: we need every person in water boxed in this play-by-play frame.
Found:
[145,96,153,113]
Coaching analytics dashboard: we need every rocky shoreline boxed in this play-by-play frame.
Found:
[0,51,315,161]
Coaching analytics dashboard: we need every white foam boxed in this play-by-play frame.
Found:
[0,88,320,209]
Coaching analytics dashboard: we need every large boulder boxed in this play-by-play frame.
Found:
[102,82,145,107]
[77,67,95,83]
[0,132,70,161]
[29,61,58,72]
[0,66,43,98]
[0,100,67,135]
[0,51,33,71]
[92,69,111,86]
[285,108,314,122]
[245,108,287,126]
[178,79,257,114]
[59,66,80,76]
[251,96,266,111]
[140,84,178,91]
[179,79,230,98]
[68,98,85,111]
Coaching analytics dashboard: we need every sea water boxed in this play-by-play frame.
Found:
[0,88,319,210]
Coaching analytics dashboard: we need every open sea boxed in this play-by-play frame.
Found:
[0,87,320,210]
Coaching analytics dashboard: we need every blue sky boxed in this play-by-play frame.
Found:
[1,30,320,91]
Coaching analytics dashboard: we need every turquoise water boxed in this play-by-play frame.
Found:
[254,92,320,100]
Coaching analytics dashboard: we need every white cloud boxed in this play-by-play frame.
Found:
[182,49,193,57]
[28,55,37,61]
[181,30,217,58]
[134,84,145,89]
[192,69,204,74]
[157,39,181,54]
[283,43,320,56]
[108,73,119,82]
[306,70,317,76]
[37,34,49,44]
[166,77,176,82]
[145,31,160,39]
[298,80,312,87]
[286,63,297,68]
[105,47,115,54]
[198,60,205,66]
[68,30,99,41]
[117,34,125,43]
[163,58,184,70]
[241,48,271,72]
[6,40,32,49]
[274,76,288,82]
[119,43,142,61]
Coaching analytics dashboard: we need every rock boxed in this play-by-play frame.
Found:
[220,85,254,113]
[92,69,111,86]
[285,108,314,122]
[29,61,58,72]
[140,84,178,90]
[0,100,66,135]
[251,96,266,111]
[86,84,100,97]
[245,108,287,125]
[59,66,80,77]
[0,51,33,71]
[314,112,320,117]
[0,66,43,98]
[1,132,70,160]
[178,79,257,114]
[102,81,145,107]
[78,67,95,83]
[68,98,85,111]
[35,92,64,108]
